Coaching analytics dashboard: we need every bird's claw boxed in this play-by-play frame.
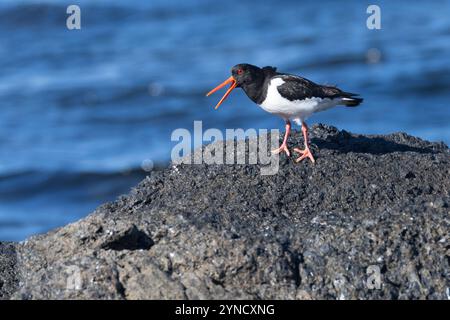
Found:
[293,147,315,164]
[271,144,290,157]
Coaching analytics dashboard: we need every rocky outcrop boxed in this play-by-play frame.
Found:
[2,124,449,299]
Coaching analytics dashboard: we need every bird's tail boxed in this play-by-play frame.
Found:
[341,92,363,107]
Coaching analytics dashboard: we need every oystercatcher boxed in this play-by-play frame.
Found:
[206,63,363,163]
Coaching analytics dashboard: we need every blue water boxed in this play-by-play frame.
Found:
[1,0,449,241]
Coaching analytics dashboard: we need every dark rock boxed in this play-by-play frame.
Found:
[2,124,449,299]
[0,242,18,300]
[101,225,154,251]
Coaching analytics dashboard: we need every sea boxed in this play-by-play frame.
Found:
[1,0,449,240]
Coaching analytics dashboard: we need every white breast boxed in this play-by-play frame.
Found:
[259,78,342,123]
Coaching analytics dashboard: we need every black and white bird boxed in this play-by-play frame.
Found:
[206,63,363,163]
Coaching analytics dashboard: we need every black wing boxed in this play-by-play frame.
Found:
[276,74,360,101]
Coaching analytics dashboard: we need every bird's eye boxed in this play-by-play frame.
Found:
[237,69,243,75]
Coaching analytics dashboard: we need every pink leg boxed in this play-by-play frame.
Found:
[271,120,291,157]
[293,121,315,163]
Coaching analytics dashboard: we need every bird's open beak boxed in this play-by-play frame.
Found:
[206,76,237,109]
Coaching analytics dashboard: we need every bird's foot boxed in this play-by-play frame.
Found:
[271,144,290,157]
[293,147,315,164]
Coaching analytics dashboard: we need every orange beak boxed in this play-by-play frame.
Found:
[206,76,237,110]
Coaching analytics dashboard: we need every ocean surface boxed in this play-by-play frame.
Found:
[1,0,449,241]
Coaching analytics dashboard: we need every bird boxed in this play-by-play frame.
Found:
[206,63,363,163]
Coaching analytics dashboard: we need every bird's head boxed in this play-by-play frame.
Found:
[206,63,263,109]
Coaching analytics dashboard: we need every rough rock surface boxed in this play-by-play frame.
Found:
[0,242,18,299]
[2,124,449,299]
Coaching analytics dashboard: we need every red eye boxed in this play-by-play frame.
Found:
[237,69,243,75]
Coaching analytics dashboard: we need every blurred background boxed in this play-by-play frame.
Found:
[1,0,449,241]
